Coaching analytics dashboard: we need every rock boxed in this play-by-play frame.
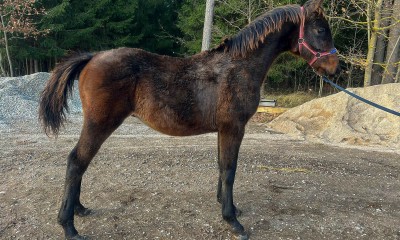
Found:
[268,83,400,147]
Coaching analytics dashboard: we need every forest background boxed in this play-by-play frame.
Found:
[0,0,399,94]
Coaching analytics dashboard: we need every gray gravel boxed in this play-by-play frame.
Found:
[0,73,81,128]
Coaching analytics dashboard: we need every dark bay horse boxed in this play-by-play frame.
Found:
[39,0,339,239]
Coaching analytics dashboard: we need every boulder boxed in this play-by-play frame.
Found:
[268,83,400,147]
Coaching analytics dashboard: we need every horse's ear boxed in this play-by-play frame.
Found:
[303,0,324,12]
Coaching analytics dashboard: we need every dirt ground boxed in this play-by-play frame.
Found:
[1,115,400,240]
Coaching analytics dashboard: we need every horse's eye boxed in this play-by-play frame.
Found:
[318,28,326,34]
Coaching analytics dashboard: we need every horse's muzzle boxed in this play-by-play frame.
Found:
[315,54,340,77]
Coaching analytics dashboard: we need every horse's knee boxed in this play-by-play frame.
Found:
[221,169,236,185]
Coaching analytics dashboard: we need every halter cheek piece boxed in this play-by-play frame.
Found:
[299,6,337,66]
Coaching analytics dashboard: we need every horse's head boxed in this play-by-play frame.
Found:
[291,0,340,77]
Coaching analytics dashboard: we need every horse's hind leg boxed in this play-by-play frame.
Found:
[58,108,129,239]
[217,127,248,240]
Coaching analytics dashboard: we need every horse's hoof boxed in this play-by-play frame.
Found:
[235,233,249,240]
[231,225,248,240]
[226,219,248,239]
[66,234,87,240]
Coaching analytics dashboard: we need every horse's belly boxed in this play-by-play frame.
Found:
[132,113,215,137]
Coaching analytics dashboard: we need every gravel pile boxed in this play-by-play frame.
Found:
[0,73,82,129]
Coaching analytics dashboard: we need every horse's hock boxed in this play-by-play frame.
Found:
[268,83,400,148]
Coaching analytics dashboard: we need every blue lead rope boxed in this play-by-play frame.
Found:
[322,76,400,117]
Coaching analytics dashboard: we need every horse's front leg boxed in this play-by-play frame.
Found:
[217,128,248,240]
[217,133,242,218]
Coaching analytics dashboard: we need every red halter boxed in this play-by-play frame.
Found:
[298,7,337,66]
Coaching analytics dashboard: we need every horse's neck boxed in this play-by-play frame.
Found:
[238,22,296,85]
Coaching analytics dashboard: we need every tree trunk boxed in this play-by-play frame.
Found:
[0,14,13,77]
[48,57,53,72]
[318,77,323,97]
[0,52,5,76]
[382,0,400,84]
[29,58,34,74]
[364,0,384,86]
[371,0,392,85]
[25,58,29,75]
[347,64,355,88]
[34,59,39,73]
[201,0,215,51]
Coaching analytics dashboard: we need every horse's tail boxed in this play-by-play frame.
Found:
[39,53,93,136]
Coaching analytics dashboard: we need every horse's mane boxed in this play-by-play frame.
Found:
[214,5,304,57]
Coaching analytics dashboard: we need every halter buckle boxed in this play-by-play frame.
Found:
[298,38,304,44]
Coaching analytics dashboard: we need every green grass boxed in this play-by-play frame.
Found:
[263,92,317,108]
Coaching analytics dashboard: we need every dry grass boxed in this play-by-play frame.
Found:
[264,92,317,108]
[252,92,317,123]
[251,112,281,123]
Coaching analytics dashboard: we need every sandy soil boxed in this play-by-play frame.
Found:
[1,116,400,240]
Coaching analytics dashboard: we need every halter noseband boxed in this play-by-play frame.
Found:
[299,6,337,66]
